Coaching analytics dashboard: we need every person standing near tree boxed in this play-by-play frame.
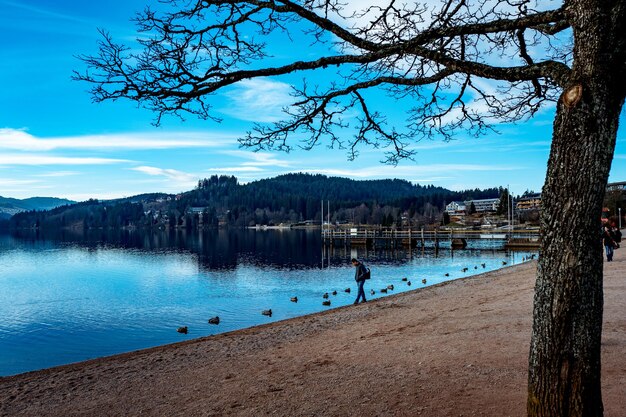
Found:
[351,258,368,305]
[610,220,621,249]
[602,224,616,262]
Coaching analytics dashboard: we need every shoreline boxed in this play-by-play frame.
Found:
[1,254,624,416]
[0,261,532,380]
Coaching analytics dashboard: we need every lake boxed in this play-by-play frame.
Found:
[0,229,535,376]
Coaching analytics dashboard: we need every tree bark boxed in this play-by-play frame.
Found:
[528,1,626,416]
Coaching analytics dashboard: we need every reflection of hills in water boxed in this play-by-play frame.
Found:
[3,229,511,271]
[6,229,326,270]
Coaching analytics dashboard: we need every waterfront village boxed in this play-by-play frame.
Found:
[274,182,624,231]
[138,183,624,231]
[203,193,543,231]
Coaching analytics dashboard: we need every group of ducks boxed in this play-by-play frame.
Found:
[318,288,347,306]
[175,305,281,333]
[442,263,487,278]
[177,258,520,334]
[177,315,222,334]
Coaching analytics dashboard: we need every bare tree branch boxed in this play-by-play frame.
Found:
[240,69,455,163]
[74,0,572,162]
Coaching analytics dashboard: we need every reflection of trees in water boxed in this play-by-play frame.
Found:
[193,229,327,270]
[5,229,509,271]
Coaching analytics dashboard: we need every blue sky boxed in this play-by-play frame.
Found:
[0,0,624,201]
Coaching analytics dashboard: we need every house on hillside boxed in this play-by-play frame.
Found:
[516,194,542,211]
[445,201,467,214]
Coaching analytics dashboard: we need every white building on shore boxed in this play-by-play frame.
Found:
[446,198,499,214]
[468,198,500,212]
[445,201,467,214]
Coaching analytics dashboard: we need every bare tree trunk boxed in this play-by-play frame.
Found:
[528,1,626,416]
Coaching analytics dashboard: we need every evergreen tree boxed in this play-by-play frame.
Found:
[497,188,510,216]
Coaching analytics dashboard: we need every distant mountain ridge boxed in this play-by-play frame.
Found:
[0,196,75,219]
[4,173,502,230]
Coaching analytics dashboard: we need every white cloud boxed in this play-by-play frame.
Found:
[448,139,551,154]
[206,166,265,173]
[0,128,235,152]
[408,176,455,183]
[61,192,138,202]
[221,78,293,123]
[0,178,40,186]
[292,163,521,179]
[130,166,198,183]
[222,150,292,168]
[408,141,454,151]
[0,179,43,197]
[0,154,130,165]
[34,171,80,177]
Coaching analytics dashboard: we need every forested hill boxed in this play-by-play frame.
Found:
[247,175,428,202]
[0,196,75,220]
[5,173,501,230]
[231,175,447,215]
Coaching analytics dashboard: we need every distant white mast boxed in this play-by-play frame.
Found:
[507,184,511,238]
[321,200,324,237]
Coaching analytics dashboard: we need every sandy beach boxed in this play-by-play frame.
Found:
[1,251,624,417]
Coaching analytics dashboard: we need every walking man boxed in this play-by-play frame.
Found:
[352,258,368,304]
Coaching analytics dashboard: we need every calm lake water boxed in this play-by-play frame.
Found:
[0,229,535,376]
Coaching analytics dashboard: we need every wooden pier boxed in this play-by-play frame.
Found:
[322,228,540,249]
